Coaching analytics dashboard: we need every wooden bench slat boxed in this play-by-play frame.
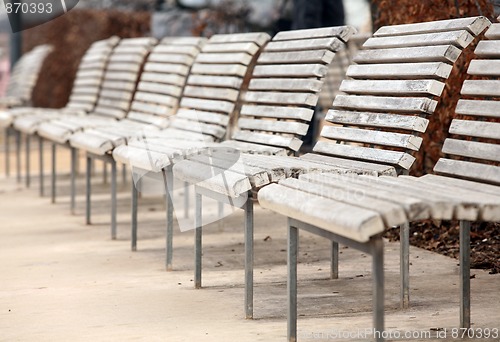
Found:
[108,54,145,64]
[140,73,186,86]
[191,64,247,77]
[232,131,303,151]
[249,78,323,92]
[180,97,235,114]
[195,52,253,65]
[313,141,415,169]
[333,95,438,114]
[134,92,178,107]
[170,118,226,139]
[240,105,314,121]
[176,109,230,126]
[126,112,169,127]
[373,16,490,37]
[449,120,500,140]
[99,89,133,101]
[346,62,453,80]
[364,30,473,49]
[420,174,500,196]
[104,71,140,82]
[434,158,500,185]
[474,40,500,57]
[153,45,201,56]
[265,37,343,52]
[340,79,445,96]
[97,98,131,111]
[244,91,318,106]
[299,153,396,175]
[93,106,126,119]
[443,138,500,162]
[209,32,270,46]
[353,45,461,64]
[202,42,259,54]
[161,37,206,47]
[467,60,500,76]
[238,118,309,135]
[182,85,239,102]
[485,23,500,39]
[137,82,182,97]
[144,63,190,75]
[321,126,422,151]
[187,75,243,89]
[325,109,429,132]
[273,26,355,42]
[101,80,136,91]
[257,50,335,65]
[461,80,500,96]
[106,62,142,73]
[147,53,195,65]
[455,99,500,118]
[253,64,328,78]
[131,102,171,116]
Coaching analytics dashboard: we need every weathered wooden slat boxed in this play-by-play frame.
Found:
[147,53,195,65]
[195,52,253,65]
[233,131,303,151]
[238,118,309,135]
[265,37,343,52]
[144,63,190,75]
[253,64,328,78]
[182,85,239,102]
[127,112,170,127]
[101,80,136,92]
[333,95,438,114]
[153,45,201,56]
[474,40,500,57]
[321,126,423,151]
[299,153,396,175]
[202,42,259,54]
[108,53,145,64]
[104,71,140,82]
[455,99,500,118]
[240,105,314,121]
[106,62,142,73]
[467,60,500,76]
[141,73,185,86]
[180,97,235,114]
[244,91,318,106]
[94,106,126,119]
[364,30,473,49]
[449,119,500,140]
[131,102,172,116]
[190,63,247,77]
[346,62,453,80]
[137,82,182,97]
[374,16,490,37]
[340,79,445,96]
[134,92,178,107]
[176,109,230,126]
[326,109,429,132]
[461,80,500,97]
[434,158,500,185]
[419,174,500,196]
[97,98,131,112]
[353,45,461,64]
[313,141,415,169]
[187,75,243,89]
[443,139,500,162]
[99,89,133,101]
[209,32,270,46]
[485,23,500,39]
[273,26,355,42]
[170,118,226,139]
[249,78,323,92]
[257,50,335,65]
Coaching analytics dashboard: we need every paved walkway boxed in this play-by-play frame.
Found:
[0,148,499,341]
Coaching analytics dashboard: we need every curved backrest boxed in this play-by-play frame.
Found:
[433,22,500,185]
[6,44,53,103]
[313,16,490,172]
[64,36,120,113]
[127,37,206,128]
[92,37,157,120]
[167,32,271,141]
[232,26,356,153]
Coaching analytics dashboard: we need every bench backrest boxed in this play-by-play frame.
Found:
[92,37,157,120]
[167,32,270,141]
[232,26,356,153]
[127,37,206,128]
[64,37,120,113]
[312,16,490,172]
[6,44,53,104]
[433,22,500,185]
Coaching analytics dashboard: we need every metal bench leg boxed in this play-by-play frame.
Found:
[102,161,108,184]
[122,164,127,184]
[244,195,254,319]
[70,148,76,215]
[164,168,174,271]
[39,137,44,197]
[459,220,471,329]
[194,193,202,289]
[110,159,117,240]
[131,182,138,251]
[85,155,91,225]
[16,130,21,183]
[372,237,385,342]
[51,143,56,203]
[287,221,298,342]
[184,181,189,219]
[25,135,30,188]
[4,128,10,177]
[331,241,339,279]
[400,222,410,309]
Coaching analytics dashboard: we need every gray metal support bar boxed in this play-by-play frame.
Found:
[85,155,91,225]
[194,193,202,289]
[51,143,56,203]
[39,136,44,196]
[25,135,30,188]
[164,168,174,271]
[459,220,471,329]
[331,241,339,279]
[400,222,410,309]
[110,160,117,240]
[131,182,138,251]
[287,222,298,342]
[16,130,21,183]
[372,237,385,341]
[70,148,77,214]
[184,181,189,219]
[244,195,254,319]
